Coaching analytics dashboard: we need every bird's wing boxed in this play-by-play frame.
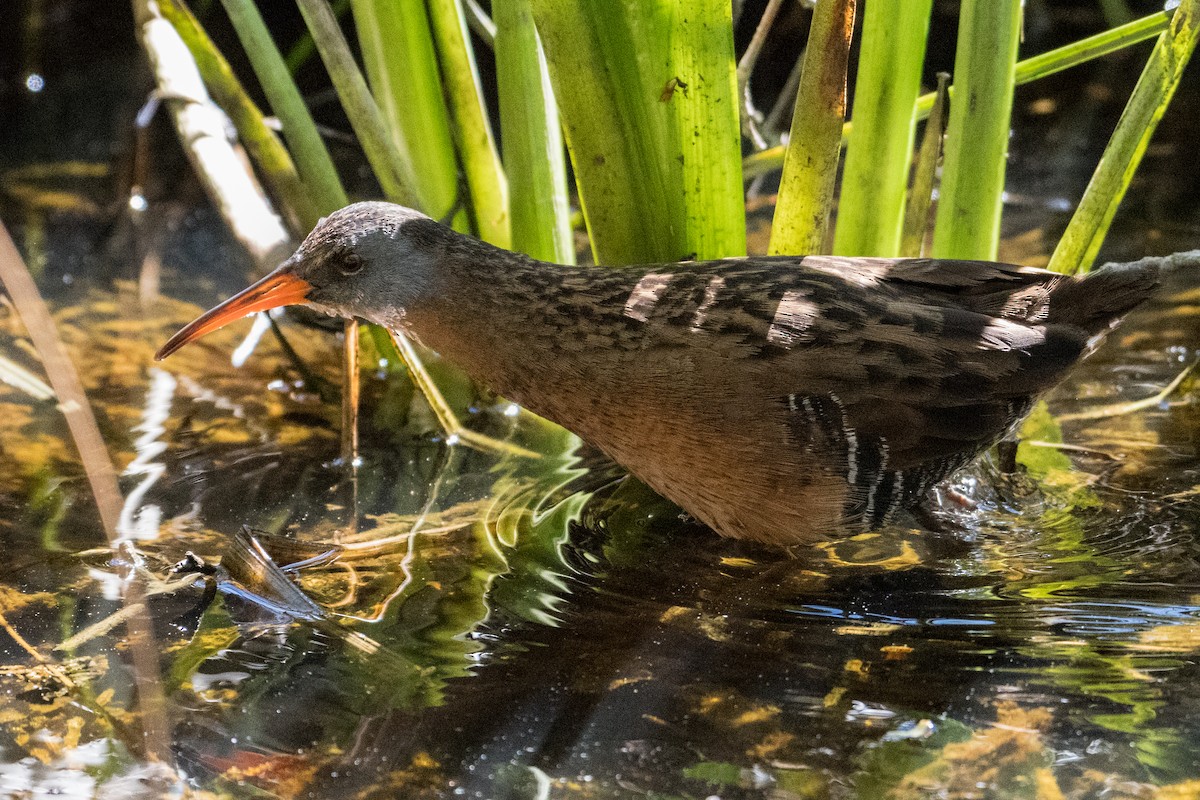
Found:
[673,256,1109,525]
[551,255,1153,529]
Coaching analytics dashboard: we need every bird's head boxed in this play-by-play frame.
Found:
[155,202,446,360]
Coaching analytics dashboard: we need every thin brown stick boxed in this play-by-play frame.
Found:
[1057,360,1197,422]
[0,222,124,539]
[0,609,54,666]
[738,0,785,85]
[341,318,360,535]
[737,0,785,150]
[0,607,84,712]
[123,577,172,762]
[341,318,360,464]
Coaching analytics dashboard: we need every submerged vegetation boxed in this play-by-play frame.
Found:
[0,0,1199,796]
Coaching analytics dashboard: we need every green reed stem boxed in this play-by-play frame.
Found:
[530,0,744,264]
[674,0,746,261]
[284,0,351,75]
[743,10,1173,181]
[426,0,511,247]
[494,0,573,263]
[930,0,1021,260]
[350,0,463,225]
[294,0,419,207]
[769,0,856,255]
[833,0,932,257]
[219,0,347,215]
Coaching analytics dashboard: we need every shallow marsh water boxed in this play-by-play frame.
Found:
[1,219,1198,800]
[3,6,1200,800]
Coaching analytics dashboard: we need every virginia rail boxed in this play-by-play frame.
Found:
[157,202,1159,545]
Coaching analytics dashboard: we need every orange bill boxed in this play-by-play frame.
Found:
[155,269,312,361]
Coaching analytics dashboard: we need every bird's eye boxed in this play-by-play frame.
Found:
[339,253,364,275]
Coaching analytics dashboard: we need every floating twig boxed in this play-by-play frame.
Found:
[1057,359,1197,422]
[0,223,124,538]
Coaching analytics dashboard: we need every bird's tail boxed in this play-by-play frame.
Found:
[1046,258,1163,336]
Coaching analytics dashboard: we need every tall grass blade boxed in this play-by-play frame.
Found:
[295,0,420,207]
[769,0,856,256]
[427,0,511,247]
[219,0,348,215]
[160,0,318,230]
[285,0,352,74]
[350,0,463,226]
[494,0,573,263]
[901,72,949,257]
[465,0,497,46]
[833,0,932,257]
[1009,11,1169,94]
[930,0,1021,260]
[530,0,744,264]
[1048,0,1200,274]
[529,1,664,264]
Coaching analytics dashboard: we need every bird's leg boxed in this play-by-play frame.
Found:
[996,439,1020,474]
[385,329,540,459]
